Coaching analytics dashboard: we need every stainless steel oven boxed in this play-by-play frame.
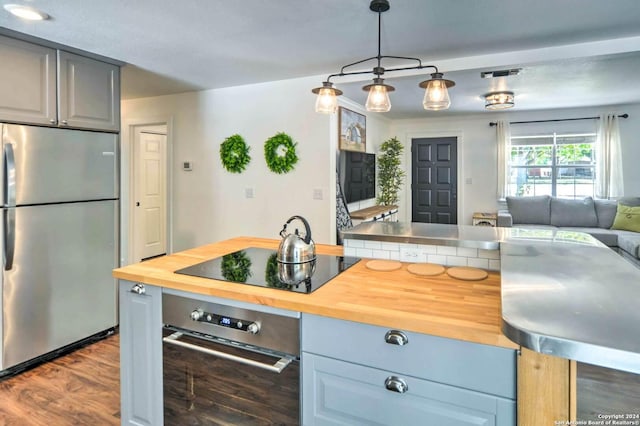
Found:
[162,293,300,425]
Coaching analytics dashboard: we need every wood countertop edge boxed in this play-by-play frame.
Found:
[114,236,518,351]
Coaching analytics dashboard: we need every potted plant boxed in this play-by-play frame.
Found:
[376,136,404,206]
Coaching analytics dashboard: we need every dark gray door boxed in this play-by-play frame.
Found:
[411,137,457,224]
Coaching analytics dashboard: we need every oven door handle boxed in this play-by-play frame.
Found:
[163,331,293,374]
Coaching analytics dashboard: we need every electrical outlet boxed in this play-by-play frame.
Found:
[245,187,254,199]
[400,247,427,263]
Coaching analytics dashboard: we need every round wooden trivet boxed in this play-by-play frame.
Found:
[446,266,488,281]
[407,263,446,276]
[365,260,402,272]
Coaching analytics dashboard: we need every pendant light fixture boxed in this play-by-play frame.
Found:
[312,0,454,113]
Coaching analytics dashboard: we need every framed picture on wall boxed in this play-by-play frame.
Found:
[338,106,366,152]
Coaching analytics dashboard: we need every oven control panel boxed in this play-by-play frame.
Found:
[191,309,260,334]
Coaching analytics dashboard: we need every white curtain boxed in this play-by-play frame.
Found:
[496,120,511,199]
[595,114,624,199]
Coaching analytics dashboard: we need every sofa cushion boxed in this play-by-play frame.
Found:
[611,204,640,233]
[617,232,640,258]
[550,197,598,227]
[558,227,619,247]
[594,199,618,229]
[506,195,551,225]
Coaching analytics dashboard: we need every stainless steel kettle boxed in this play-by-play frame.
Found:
[277,215,316,264]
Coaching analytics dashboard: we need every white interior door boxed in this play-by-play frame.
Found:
[133,126,167,261]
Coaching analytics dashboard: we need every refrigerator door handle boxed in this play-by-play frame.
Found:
[4,143,16,270]
[4,143,16,207]
[4,208,15,270]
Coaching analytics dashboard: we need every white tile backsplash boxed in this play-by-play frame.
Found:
[446,256,468,267]
[457,247,478,258]
[364,241,382,250]
[343,238,501,271]
[436,246,457,256]
[468,258,490,269]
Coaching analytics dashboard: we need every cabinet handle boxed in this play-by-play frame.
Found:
[130,283,145,295]
[384,376,408,394]
[384,330,409,346]
[49,119,56,124]
[61,120,68,125]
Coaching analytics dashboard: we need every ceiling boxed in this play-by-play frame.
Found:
[1,0,640,119]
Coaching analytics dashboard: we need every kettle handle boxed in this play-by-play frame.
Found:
[282,215,312,244]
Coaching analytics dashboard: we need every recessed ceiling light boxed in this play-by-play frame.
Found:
[3,4,50,21]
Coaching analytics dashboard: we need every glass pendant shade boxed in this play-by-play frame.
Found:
[363,79,394,112]
[365,85,391,112]
[315,87,339,113]
[422,79,451,110]
[312,82,342,114]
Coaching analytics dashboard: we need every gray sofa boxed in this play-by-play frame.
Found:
[498,195,640,265]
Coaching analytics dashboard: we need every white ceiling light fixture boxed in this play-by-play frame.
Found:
[484,91,515,110]
[3,4,50,20]
[311,0,455,114]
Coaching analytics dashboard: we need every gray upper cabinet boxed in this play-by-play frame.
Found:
[0,36,57,126]
[58,50,120,132]
[0,35,120,132]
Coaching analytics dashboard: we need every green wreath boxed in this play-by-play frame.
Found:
[264,132,298,174]
[220,134,251,173]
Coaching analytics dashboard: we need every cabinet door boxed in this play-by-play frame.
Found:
[302,353,516,426]
[0,35,56,126]
[58,50,120,132]
[119,281,164,426]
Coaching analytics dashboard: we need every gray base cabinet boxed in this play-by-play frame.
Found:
[119,281,163,426]
[301,314,516,426]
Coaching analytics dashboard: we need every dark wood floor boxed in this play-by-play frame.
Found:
[0,334,120,426]
[0,333,637,424]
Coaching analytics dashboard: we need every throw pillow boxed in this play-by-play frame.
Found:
[506,195,551,225]
[550,197,598,227]
[611,204,640,233]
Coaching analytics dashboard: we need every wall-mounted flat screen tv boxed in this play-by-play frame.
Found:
[340,151,376,204]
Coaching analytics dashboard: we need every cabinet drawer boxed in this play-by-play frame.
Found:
[302,353,515,426]
[301,314,516,398]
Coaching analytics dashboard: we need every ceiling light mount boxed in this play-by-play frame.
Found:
[481,68,522,79]
[484,91,515,110]
[312,0,454,113]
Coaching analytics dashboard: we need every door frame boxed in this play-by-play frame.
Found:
[121,116,174,266]
[403,131,465,224]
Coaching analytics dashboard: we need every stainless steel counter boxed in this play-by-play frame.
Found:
[341,221,505,250]
[343,221,640,374]
[501,238,640,374]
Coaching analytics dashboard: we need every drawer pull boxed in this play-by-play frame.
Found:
[384,330,409,346]
[384,376,408,394]
[130,283,145,295]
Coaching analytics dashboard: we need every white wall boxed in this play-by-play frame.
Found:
[392,103,640,224]
[122,76,393,255]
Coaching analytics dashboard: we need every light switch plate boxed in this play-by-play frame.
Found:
[313,188,323,200]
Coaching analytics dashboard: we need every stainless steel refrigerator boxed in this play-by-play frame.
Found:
[0,123,118,374]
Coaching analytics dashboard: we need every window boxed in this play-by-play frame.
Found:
[508,133,596,198]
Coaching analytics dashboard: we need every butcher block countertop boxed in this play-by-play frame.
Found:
[113,236,517,350]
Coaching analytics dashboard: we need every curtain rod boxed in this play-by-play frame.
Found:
[489,113,629,127]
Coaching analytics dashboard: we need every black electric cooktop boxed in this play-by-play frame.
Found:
[175,247,361,294]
